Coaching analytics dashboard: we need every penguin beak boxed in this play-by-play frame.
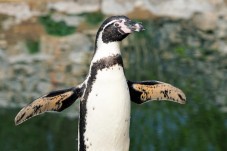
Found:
[125,20,145,32]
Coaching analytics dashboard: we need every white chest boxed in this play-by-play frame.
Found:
[83,65,131,151]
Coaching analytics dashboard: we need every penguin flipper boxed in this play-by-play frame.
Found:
[127,80,186,104]
[15,86,84,125]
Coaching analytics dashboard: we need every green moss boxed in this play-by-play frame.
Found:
[175,45,187,57]
[39,15,76,36]
[26,39,40,54]
[80,12,105,26]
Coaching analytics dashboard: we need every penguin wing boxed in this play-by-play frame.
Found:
[15,85,84,125]
[127,80,186,104]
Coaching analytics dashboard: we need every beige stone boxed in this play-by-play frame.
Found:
[192,12,218,31]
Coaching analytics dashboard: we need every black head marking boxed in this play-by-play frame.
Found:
[98,16,130,34]
[94,16,129,48]
[101,16,130,43]
[102,25,129,43]
[94,16,144,49]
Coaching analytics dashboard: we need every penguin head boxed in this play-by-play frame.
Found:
[97,16,144,44]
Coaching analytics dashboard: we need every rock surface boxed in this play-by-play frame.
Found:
[102,0,223,19]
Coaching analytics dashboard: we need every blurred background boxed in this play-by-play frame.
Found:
[0,0,227,151]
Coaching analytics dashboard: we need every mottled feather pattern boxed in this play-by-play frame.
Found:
[15,87,83,125]
[128,80,186,104]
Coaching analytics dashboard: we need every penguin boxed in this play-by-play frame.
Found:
[15,16,186,151]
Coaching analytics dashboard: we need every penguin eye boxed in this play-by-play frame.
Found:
[114,23,120,27]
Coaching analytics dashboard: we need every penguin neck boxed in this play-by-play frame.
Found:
[92,32,121,62]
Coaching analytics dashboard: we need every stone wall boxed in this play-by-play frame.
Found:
[0,0,226,113]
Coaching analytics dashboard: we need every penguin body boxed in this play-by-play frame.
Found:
[82,59,130,151]
[79,18,132,150]
[15,16,186,151]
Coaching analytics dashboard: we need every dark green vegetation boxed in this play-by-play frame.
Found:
[80,12,105,26]
[39,15,76,36]
[0,108,78,151]
[1,19,226,151]
[26,39,40,54]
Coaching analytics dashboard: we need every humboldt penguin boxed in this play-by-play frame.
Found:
[15,16,186,151]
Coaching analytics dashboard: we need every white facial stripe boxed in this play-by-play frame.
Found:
[103,18,132,34]
[103,20,118,29]
[118,20,132,34]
